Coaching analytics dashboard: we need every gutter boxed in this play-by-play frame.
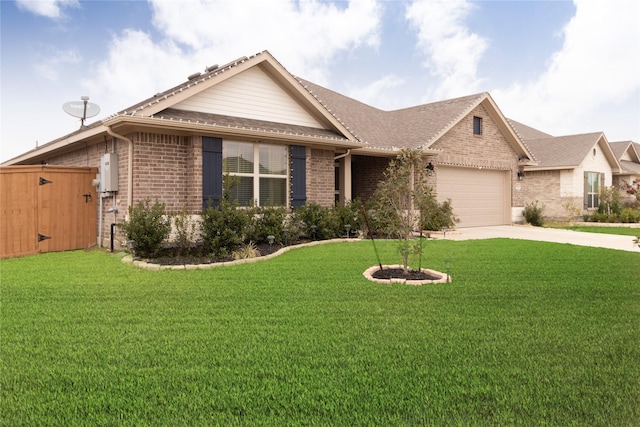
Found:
[105,126,133,212]
[334,149,351,160]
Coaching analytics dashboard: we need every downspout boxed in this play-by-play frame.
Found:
[334,149,351,161]
[105,126,133,213]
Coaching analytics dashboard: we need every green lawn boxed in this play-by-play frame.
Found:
[2,239,639,426]
[550,224,640,236]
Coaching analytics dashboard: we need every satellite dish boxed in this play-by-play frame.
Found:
[63,96,100,128]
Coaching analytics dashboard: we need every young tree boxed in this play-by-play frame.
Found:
[368,148,431,271]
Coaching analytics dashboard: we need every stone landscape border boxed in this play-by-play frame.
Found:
[121,238,362,271]
[362,265,451,285]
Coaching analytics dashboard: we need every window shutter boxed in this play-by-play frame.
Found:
[583,172,589,209]
[290,145,307,208]
[202,137,223,209]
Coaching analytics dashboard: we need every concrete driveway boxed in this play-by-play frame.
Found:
[434,225,640,253]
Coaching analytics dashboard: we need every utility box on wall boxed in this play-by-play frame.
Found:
[100,153,119,192]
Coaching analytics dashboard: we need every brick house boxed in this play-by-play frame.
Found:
[510,120,640,219]
[610,141,640,193]
[4,51,537,247]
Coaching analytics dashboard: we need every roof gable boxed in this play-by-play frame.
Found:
[296,82,535,159]
[525,132,620,172]
[172,65,324,129]
[113,51,357,141]
[609,140,640,162]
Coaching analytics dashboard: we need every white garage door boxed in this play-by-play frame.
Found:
[437,166,510,227]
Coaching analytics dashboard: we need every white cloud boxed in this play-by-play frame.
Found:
[82,0,383,115]
[406,0,487,100]
[493,0,640,141]
[34,47,81,81]
[148,0,382,84]
[83,29,189,115]
[15,0,78,19]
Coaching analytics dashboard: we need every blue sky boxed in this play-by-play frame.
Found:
[1,0,639,162]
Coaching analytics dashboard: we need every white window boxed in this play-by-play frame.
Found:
[585,171,601,209]
[222,141,288,207]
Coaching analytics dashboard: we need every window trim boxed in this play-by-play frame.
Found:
[222,141,289,207]
[584,171,602,209]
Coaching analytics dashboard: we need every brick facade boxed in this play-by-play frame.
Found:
[431,104,524,207]
[352,155,389,202]
[522,170,581,220]
[351,105,523,210]
[306,148,335,207]
[33,104,529,246]
[131,132,197,213]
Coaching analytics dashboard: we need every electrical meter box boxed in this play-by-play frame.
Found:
[100,153,119,192]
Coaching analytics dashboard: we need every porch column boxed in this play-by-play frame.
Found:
[338,153,352,204]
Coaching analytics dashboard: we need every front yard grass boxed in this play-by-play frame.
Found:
[1,239,639,426]
[548,224,640,236]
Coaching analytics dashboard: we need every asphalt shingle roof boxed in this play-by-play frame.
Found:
[507,119,553,141]
[298,78,487,150]
[524,133,604,168]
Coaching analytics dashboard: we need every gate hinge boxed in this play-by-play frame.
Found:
[38,234,51,242]
[39,177,53,186]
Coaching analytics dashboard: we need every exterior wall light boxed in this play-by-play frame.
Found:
[517,170,525,181]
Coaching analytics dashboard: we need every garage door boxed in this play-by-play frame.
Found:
[437,166,510,227]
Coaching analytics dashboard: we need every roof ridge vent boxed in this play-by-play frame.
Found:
[205,64,219,73]
[187,72,201,80]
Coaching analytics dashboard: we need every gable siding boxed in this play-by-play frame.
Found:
[173,66,323,128]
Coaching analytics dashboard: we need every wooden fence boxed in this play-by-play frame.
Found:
[1,166,98,258]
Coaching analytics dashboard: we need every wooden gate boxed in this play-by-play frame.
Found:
[1,166,97,258]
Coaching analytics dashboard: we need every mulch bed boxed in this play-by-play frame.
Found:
[371,267,440,281]
[139,241,311,265]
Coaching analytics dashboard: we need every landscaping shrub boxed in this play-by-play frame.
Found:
[418,192,459,231]
[119,198,171,258]
[232,241,259,259]
[200,176,249,257]
[245,205,288,245]
[172,205,198,255]
[590,211,616,223]
[332,199,364,237]
[295,202,339,240]
[523,200,545,226]
[619,207,640,223]
[599,186,623,216]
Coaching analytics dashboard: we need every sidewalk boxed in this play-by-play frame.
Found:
[433,225,640,253]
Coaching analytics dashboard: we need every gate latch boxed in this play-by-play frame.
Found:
[83,193,92,203]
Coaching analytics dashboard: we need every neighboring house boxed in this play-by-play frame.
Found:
[609,141,640,189]
[3,50,538,247]
[510,119,623,219]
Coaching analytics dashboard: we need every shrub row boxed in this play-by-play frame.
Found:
[583,207,640,223]
[119,198,364,259]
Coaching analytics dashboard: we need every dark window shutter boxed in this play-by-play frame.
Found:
[202,137,223,209]
[598,173,605,208]
[290,145,307,208]
[583,172,589,209]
